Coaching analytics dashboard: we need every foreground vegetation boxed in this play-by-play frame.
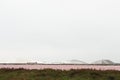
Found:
[0,68,120,80]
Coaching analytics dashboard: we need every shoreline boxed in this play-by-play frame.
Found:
[0,64,120,71]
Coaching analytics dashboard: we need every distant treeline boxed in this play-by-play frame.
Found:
[0,68,120,80]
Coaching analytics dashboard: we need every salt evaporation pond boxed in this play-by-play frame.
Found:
[0,64,120,71]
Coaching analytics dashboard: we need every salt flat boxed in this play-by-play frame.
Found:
[0,64,120,71]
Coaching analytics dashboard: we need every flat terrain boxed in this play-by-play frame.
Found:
[0,68,120,80]
[0,64,120,71]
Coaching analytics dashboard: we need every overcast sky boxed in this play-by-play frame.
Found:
[0,0,120,63]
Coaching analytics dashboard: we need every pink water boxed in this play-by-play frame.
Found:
[0,65,120,71]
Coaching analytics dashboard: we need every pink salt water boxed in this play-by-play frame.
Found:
[0,64,120,71]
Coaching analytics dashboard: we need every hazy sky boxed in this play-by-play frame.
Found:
[0,0,120,63]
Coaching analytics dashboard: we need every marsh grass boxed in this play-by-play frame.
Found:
[0,68,120,80]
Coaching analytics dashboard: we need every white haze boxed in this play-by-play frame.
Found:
[0,0,120,63]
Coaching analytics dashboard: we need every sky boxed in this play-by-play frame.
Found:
[0,0,120,63]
